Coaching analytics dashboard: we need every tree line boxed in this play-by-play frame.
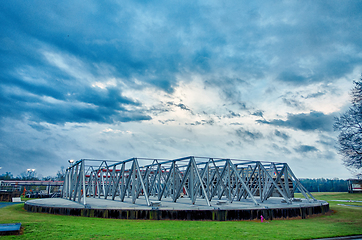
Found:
[296,178,348,192]
[1,170,349,192]
[0,167,65,181]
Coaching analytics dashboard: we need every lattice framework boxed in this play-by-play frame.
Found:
[62,156,316,206]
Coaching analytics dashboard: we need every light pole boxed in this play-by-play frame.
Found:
[66,160,74,199]
[68,159,74,167]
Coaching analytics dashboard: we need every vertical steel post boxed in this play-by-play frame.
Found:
[82,160,86,205]
[191,158,195,203]
[137,162,150,205]
[191,157,211,206]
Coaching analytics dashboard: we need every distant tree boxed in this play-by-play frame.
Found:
[0,172,14,180]
[18,170,39,180]
[42,176,55,181]
[334,78,362,177]
[298,178,348,192]
[56,166,66,181]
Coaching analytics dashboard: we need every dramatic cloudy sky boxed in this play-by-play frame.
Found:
[1,1,362,178]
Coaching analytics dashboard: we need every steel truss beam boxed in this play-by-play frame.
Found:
[63,156,315,206]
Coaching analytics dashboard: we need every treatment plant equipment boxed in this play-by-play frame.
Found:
[24,156,329,221]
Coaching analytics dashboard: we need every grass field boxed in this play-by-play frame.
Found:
[0,192,361,239]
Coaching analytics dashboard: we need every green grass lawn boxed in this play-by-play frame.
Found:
[0,192,361,239]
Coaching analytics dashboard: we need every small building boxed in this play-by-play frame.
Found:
[347,179,362,193]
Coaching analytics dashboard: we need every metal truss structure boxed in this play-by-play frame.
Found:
[62,156,316,206]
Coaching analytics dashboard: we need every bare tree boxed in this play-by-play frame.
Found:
[0,172,14,180]
[19,170,39,180]
[56,166,66,181]
[334,78,362,177]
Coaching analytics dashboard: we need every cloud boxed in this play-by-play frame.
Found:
[0,0,360,179]
[278,71,307,84]
[235,128,264,142]
[257,111,335,132]
[226,110,241,118]
[0,51,152,124]
[2,1,362,91]
[271,143,291,154]
[251,110,264,118]
[187,121,201,126]
[274,130,290,141]
[316,134,337,147]
[167,102,194,114]
[186,119,215,126]
[230,122,243,126]
[282,98,304,109]
[158,119,175,125]
[294,145,319,153]
[303,91,326,99]
[205,78,251,107]
[28,123,50,132]
[0,85,152,124]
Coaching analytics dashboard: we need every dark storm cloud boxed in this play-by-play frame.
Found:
[1,1,361,123]
[0,0,361,179]
[257,111,334,132]
[2,1,362,86]
[0,75,151,124]
[271,2,362,85]
[32,104,151,124]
